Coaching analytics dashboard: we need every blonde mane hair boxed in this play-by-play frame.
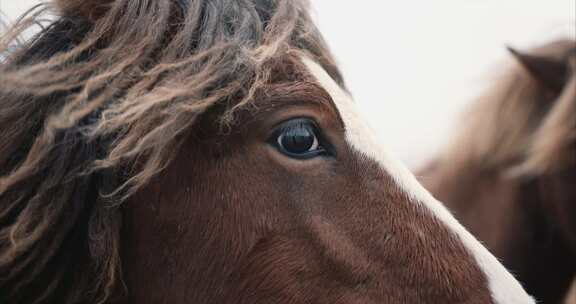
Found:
[0,1,342,302]
[436,39,575,178]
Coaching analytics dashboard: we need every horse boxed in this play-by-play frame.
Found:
[420,39,576,304]
[0,1,534,303]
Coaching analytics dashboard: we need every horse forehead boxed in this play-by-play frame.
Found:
[300,56,535,304]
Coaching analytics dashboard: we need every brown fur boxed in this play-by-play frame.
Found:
[420,39,576,303]
[119,57,493,303]
[0,1,342,302]
[122,158,488,304]
[1,1,516,303]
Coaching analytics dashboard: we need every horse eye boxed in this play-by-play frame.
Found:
[272,119,327,159]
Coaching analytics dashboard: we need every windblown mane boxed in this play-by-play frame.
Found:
[434,39,576,178]
[0,1,342,303]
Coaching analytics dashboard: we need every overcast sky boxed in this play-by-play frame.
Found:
[1,0,574,168]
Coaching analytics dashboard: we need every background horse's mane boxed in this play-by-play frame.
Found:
[0,0,342,303]
[433,39,575,178]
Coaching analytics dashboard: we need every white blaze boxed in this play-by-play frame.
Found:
[301,56,535,304]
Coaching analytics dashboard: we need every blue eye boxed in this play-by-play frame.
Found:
[272,119,327,159]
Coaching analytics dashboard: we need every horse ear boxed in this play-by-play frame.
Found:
[55,0,114,21]
[507,46,567,92]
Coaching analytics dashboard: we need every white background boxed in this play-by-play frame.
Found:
[1,0,574,168]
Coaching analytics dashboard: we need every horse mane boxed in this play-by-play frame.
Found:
[434,39,576,178]
[0,1,342,303]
